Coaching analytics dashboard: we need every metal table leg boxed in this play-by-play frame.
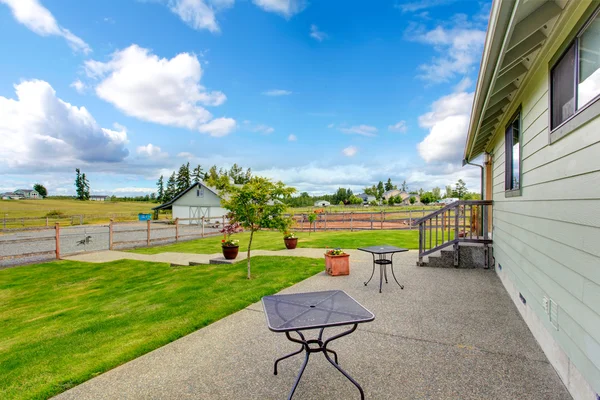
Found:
[364,254,376,286]
[275,325,365,400]
[390,253,404,290]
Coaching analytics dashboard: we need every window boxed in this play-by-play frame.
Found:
[551,8,600,130]
[505,113,520,192]
[197,188,204,197]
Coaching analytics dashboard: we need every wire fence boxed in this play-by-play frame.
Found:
[0,212,172,230]
[0,216,224,268]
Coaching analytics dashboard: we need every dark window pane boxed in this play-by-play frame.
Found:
[505,124,513,191]
[578,13,600,108]
[551,44,576,129]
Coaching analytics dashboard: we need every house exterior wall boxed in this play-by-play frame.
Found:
[171,184,227,224]
[486,3,600,397]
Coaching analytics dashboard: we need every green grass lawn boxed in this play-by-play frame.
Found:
[0,257,323,400]
[131,229,420,255]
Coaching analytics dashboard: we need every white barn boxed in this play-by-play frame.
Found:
[153,182,227,224]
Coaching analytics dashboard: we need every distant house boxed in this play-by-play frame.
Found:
[438,198,459,205]
[1,192,24,200]
[89,195,109,202]
[152,182,227,224]
[314,200,330,207]
[382,189,402,201]
[14,189,39,199]
[385,191,420,205]
[356,193,376,204]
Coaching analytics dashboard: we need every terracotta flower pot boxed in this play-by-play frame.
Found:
[222,245,239,260]
[324,253,350,276]
[284,237,298,249]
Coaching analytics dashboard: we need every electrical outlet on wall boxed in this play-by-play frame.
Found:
[543,296,549,314]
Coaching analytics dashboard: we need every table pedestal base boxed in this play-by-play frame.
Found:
[274,324,364,400]
[364,253,404,293]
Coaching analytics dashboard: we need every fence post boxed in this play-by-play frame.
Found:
[371,212,373,230]
[3,214,6,229]
[175,218,179,242]
[80,215,83,225]
[201,216,205,237]
[46,216,49,227]
[409,210,412,230]
[22,218,24,227]
[109,219,114,250]
[147,220,151,246]
[301,214,304,231]
[381,211,384,229]
[55,222,61,259]
[350,212,353,232]
[324,212,327,231]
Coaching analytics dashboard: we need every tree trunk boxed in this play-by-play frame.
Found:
[247,229,254,279]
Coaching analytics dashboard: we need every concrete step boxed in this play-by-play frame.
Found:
[420,244,492,269]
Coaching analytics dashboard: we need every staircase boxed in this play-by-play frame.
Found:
[416,200,493,269]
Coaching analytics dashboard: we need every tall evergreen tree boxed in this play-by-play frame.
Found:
[384,178,394,192]
[401,180,408,192]
[81,173,90,200]
[75,168,84,200]
[176,162,191,192]
[192,165,204,183]
[156,175,165,202]
[165,172,177,202]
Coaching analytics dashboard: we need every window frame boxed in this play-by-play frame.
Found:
[505,109,522,198]
[549,5,600,143]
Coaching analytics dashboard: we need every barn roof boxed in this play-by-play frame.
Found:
[152,182,220,210]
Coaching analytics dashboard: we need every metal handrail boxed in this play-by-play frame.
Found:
[417,200,493,267]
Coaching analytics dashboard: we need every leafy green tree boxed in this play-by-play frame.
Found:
[455,179,467,199]
[445,185,453,198]
[432,187,441,200]
[349,195,363,205]
[192,165,204,183]
[176,163,191,192]
[221,177,296,279]
[33,183,47,198]
[364,185,377,197]
[420,192,434,205]
[156,175,165,203]
[409,196,416,204]
[205,165,231,190]
[388,196,395,206]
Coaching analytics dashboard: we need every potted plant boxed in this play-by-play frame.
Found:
[324,248,350,276]
[283,232,298,249]
[221,221,242,260]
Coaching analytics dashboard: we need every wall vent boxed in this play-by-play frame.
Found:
[549,299,559,330]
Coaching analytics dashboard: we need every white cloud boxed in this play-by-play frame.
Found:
[136,143,168,158]
[395,0,456,13]
[252,0,306,17]
[70,79,86,94]
[327,123,335,128]
[388,120,407,133]
[406,23,485,83]
[310,24,328,41]
[0,79,128,171]
[197,117,237,137]
[113,187,156,194]
[251,124,274,134]
[340,125,378,137]
[167,0,234,33]
[342,146,358,157]
[0,0,91,54]
[453,77,472,92]
[417,91,473,163]
[84,45,234,136]
[177,151,195,158]
[288,134,297,141]
[262,89,292,96]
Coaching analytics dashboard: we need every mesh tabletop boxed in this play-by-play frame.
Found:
[357,245,408,255]
[262,290,374,332]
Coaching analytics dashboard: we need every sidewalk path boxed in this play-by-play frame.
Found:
[62,248,373,265]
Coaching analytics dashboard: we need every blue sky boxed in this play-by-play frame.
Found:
[0,0,489,196]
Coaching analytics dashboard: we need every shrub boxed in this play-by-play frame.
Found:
[45,210,66,218]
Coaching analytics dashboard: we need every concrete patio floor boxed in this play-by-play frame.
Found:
[55,251,571,399]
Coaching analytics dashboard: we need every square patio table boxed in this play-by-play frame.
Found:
[262,290,375,399]
[357,245,407,293]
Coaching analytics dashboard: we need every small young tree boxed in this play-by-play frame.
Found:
[221,177,295,279]
[409,196,416,205]
[432,187,441,200]
[376,181,385,200]
[307,212,318,235]
[33,183,47,198]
